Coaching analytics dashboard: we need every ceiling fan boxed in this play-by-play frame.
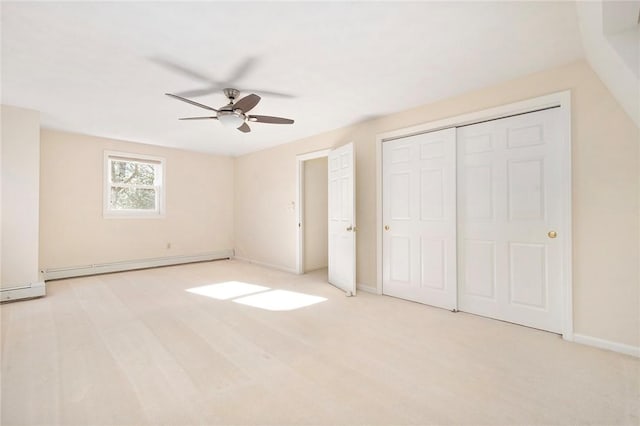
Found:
[165,88,294,133]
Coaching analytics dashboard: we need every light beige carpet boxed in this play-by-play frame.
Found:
[1,259,638,425]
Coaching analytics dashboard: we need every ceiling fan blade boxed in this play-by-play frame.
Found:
[174,86,222,98]
[249,115,294,125]
[234,94,261,113]
[151,58,214,82]
[178,116,218,120]
[165,93,218,112]
[226,57,258,84]
[237,122,251,133]
[243,88,295,99]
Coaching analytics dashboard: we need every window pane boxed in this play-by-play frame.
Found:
[110,187,156,210]
[111,160,155,185]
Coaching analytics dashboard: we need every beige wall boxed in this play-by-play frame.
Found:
[303,157,328,272]
[40,129,234,270]
[1,105,41,288]
[234,60,640,348]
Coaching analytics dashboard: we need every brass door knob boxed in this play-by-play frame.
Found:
[384,225,390,231]
[548,231,557,239]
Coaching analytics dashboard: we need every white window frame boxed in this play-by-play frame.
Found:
[103,150,166,219]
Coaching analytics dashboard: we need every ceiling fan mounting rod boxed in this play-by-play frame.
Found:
[223,88,240,102]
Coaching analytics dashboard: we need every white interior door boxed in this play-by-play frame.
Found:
[457,108,563,332]
[328,142,356,295]
[382,128,457,309]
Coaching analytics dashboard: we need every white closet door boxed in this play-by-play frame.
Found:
[382,128,457,309]
[457,108,563,333]
[328,142,356,295]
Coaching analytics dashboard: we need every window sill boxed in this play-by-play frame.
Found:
[103,212,165,220]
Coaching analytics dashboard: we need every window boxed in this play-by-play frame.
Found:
[104,151,165,218]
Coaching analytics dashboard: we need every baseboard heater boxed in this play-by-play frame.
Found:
[42,249,234,281]
[0,281,46,302]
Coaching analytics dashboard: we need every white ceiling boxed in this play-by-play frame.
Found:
[1,1,584,156]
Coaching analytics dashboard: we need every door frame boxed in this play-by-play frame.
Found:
[295,148,332,275]
[375,90,573,340]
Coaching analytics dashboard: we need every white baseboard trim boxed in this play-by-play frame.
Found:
[233,256,297,274]
[42,250,234,280]
[573,333,640,358]
[1,281,46,302]
[357,283,379,294]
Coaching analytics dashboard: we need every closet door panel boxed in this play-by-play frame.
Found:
[382,128,456,309]
[457,108,563,333]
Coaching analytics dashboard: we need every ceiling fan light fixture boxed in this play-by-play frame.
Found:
[217,111,246,128]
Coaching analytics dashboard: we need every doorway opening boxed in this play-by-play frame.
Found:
[303,157,328,273]
[296,149,331,275]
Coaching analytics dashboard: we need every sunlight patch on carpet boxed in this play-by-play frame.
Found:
[232,289,327,311]
[186,281,270,300]
[186,282,327,311]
